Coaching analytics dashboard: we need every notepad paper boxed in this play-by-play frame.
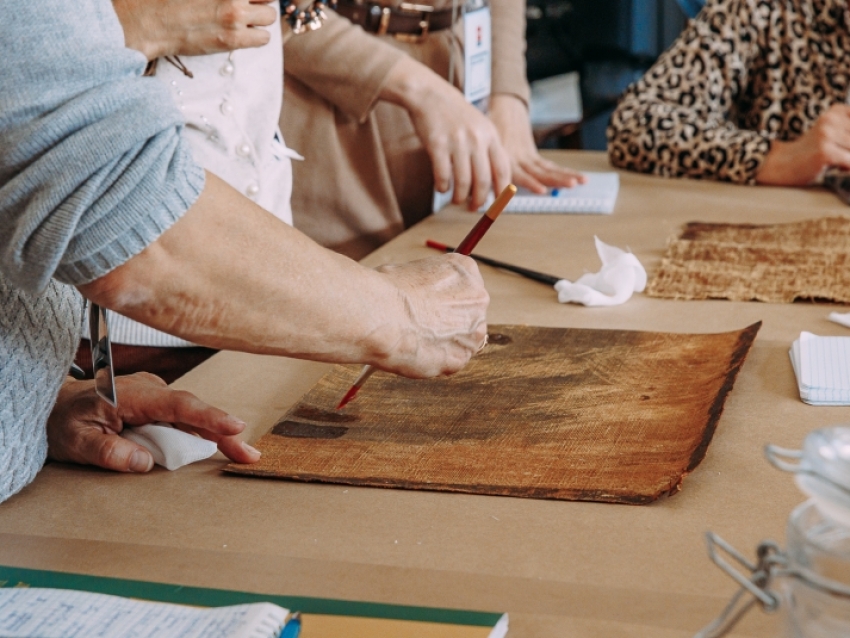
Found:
[790,332,850,405]
[504,172,619,214]
[0,588,287,638]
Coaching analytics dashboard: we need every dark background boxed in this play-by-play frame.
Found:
[526,0,701,149]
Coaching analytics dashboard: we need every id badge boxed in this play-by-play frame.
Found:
[433,0,492,212]
[462,1,492,109]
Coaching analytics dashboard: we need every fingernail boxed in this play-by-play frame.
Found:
[241,441,260,457]
[226,415,248,428]
[130,450,154,473]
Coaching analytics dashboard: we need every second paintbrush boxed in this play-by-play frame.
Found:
[424,240,561,286]
[336,184,518,410]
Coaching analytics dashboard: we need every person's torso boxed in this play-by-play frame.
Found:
[153,14,298,225]
[737,0,850,139]
[0,275,82,502]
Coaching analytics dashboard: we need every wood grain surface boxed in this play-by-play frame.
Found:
[225,323,760,504]
[647,216,850,302]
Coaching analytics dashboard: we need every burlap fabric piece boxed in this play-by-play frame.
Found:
[647,217,850,303]
[226,323,760,504]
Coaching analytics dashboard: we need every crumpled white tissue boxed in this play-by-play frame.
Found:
[554,237,646,306]
[829,311,850,329]
[120,423,218,471]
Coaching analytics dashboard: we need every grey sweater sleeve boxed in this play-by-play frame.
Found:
[0,0,205,294]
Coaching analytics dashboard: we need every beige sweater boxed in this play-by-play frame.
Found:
[281,1,531,259]
[283,0,531,121]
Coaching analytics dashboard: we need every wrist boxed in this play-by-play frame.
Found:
[379,57,436,112]
[489,93,527,112]
[755,139,790,185]
[112,0,170,61]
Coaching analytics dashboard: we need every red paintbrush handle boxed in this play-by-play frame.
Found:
[455,215,495,255]
[454,184,516,255]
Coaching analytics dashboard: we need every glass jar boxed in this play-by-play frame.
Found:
[696,426,850,638]
[782,500,850,637]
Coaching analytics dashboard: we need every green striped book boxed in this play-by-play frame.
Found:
[0,565,508,638]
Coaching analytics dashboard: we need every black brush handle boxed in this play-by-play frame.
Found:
[426,240,561,286]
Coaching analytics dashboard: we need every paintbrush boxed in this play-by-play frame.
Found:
[336,183,517,410]
[425,240,561,286]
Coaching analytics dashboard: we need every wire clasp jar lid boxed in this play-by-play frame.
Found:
[696,426,850,638]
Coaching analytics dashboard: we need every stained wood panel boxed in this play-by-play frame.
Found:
[225,323,760,504]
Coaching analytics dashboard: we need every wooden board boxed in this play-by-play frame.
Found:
[225,323,760,504]
[647,217,850,302]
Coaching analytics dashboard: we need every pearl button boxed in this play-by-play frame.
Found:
[220,62,235,76]
[246,183,260,197]
[236,143,251,158]
[220,101,234,116]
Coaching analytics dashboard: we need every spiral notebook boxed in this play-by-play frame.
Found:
[504,171,619,214]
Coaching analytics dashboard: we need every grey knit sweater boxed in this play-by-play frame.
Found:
[0,0,205,503]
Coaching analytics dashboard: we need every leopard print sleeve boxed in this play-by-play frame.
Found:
[607,0,772,184]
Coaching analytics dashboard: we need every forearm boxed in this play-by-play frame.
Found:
[283,11,405,121]
[113,0,173,60]
[490,0,530,105]
[378,55,446,111]
[78,172,402,366]
[608,96,771,183]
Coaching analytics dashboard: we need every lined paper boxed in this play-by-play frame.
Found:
[789,332,850,405]
[504,172,619,214]
[0,588,287,638]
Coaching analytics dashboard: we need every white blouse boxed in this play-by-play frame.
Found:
[108,15,300,347]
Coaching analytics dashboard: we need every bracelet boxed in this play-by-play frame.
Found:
[281,0,338,34]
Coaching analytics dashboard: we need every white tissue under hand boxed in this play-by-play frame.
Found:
[554,237,646,307]
[120,423,218,471]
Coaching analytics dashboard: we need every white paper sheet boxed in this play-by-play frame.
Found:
[789,332,850,405]
[0,588,287,638]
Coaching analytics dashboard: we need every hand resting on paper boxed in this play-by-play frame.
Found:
[47,372,260,473]
[374,254,489,378]
[488,94,587,194]
[113,0,278,61]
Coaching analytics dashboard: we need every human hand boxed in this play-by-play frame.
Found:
[381,57,511,211]
[47,372,260,472]
[373,255,489,378]
[488,94,587,193]
[113,0,278,61]
[756,104,850,186]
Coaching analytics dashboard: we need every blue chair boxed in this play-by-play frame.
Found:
[676,0,705,18]
[675,0,705,19]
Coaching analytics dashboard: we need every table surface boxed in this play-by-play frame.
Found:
[4,151,850,637]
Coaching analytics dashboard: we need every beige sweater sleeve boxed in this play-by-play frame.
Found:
[282,11,406,122]
[490,0,530,105]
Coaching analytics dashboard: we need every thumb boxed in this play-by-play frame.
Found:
[77,429,155,473]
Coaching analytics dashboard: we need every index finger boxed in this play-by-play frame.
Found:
[119,383,246,436]
[526,158,587,188]
[490,143,512,194]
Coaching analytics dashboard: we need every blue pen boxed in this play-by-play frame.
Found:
[279,611,301,638]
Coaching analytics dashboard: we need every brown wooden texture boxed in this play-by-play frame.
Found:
[647,216,850,303]
[225,323,760,504]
